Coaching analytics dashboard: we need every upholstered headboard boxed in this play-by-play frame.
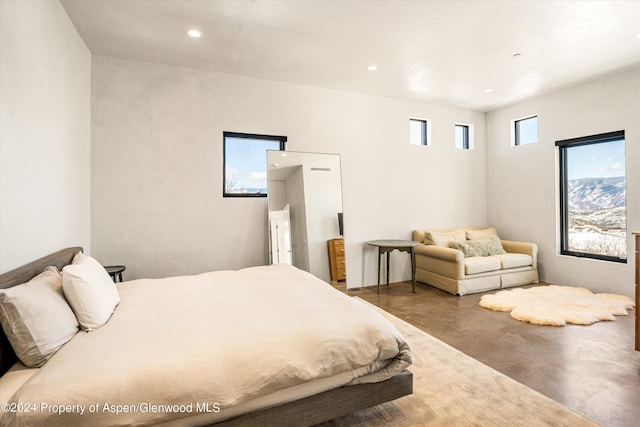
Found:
[0,247,82,375]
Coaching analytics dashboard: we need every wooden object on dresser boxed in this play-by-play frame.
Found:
[634,232,639,351]
[328,238,346,284]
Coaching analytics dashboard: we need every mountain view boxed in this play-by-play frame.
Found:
[567,177,626,258]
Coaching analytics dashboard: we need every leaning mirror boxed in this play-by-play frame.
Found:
[267,151,345,285]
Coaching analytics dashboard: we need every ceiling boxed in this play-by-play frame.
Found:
[60,0,640,112]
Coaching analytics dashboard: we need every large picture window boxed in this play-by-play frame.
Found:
[223,132,286,197]
[557,130,626,262]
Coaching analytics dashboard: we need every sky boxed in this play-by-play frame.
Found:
[567,139,626,180]
[517,116,537,145]
[225,138,281,191]
[409,119,426,145]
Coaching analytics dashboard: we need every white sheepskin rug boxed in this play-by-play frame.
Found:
[479,285,635,326]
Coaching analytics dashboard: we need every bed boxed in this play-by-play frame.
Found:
[0,247,412,426]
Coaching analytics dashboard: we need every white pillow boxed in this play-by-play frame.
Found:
[72,251,104,269]
[62,254,120,331]
[0,267,79,367]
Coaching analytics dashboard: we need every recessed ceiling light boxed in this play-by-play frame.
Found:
[367,65,378,71]
[484,88,493,93]
[636,33,640,39]
[188,29,202,38]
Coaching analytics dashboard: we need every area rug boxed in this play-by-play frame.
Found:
[479,285,635,326]
[322,298,599,426]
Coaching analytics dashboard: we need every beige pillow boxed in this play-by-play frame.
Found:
[473,237,506,256]
[0,267,79,367]
[424,230,466,247]
[449,240,477,257]
[450,237,506,257]
[62,253,120,331]
[466,227,499,240]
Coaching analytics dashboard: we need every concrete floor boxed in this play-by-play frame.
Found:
[350,281,640,427]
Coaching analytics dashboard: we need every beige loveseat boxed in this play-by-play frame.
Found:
[412,227,539,296]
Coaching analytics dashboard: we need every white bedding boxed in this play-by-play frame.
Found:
[1,264,411,426]
[0,363,37,407]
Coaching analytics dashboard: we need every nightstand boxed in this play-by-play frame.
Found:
[104,265,126,283]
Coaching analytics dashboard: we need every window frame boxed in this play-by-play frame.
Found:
[455,123,474,150]
[223,131,287,198]
[409,117,431,146]
[511,114,538,146]
[556,130,626,263]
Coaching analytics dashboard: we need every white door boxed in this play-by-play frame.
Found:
[269,205,293,265]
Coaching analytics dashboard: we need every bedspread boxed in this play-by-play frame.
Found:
[1,264,411,426]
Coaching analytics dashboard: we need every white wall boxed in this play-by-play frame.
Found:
[0,0,91,273]
[486,68,640,297]
[91,56,486,286]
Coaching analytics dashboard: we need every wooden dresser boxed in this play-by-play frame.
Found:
[634,232,639,351]
[327,238,346,284]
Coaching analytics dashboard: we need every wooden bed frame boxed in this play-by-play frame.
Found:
[0,247,413,426]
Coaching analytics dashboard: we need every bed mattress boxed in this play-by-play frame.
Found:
[0,264,411,426]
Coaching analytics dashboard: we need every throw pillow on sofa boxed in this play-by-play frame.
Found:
[450,236,506,257]
[449,240,479,257]
[425,230,466,247]
[466,227,499,240]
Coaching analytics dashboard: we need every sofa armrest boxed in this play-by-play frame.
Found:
[501,240,538,267]
[414,244,465,280]
[414,244,464,262]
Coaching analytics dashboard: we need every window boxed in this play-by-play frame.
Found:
[409,118,431,146]
[455,123,474,150]
[512,115,538,146]
[557,130,626,262]
[223,132,286,197]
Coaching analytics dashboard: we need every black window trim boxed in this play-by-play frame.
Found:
[223,131,287,198]
[514,114,538,146]
[409,118,428,146]
[455,123,470,150]
[556,129,626,263]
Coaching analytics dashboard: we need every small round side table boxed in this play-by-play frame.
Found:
[366,240,418,294]
[104,265,126,283]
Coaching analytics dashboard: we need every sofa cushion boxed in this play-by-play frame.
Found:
[425,230,466,247]
[464,257,501,275]
[466,227,499,240]
[490,253,533,269]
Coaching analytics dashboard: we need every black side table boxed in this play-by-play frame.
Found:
[104,265,126,283]
[366,240,419,294]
